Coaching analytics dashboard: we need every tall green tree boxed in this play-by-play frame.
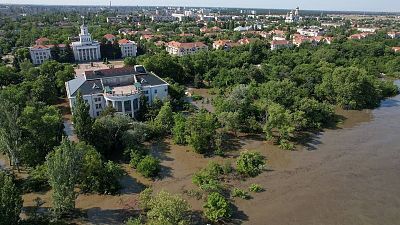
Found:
[0,171,23,225]
[19,103,63,166]
[186,111,218,154]
[154,101,174,134]
[172,113,187,145]
[0,97,22,171]
[46,138,82,218]
[72,92,93,143]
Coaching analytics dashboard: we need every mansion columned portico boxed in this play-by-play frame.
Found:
[65,65,169,118]
[72,23,101,62]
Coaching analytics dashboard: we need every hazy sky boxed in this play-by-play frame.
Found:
[1,0,400,12]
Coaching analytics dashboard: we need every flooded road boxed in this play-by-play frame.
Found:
[237,83,400,225]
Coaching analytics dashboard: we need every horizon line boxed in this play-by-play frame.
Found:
[1,3,400,14]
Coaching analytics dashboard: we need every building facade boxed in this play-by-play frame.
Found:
[65,65,169,118]
[166,41,208,56]
[29,45,52,65]
[118,39,137,58]
[71,23,101,62]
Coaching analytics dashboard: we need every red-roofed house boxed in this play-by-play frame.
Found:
[213,40,239,50]
[35,37,50,45]
[270,40,292,50]
[118,39,137,58]
[103,34,116,42]
[349,32,371,40]
[392,47,400,53]
[166,41,208,56]
[238,38,257,45]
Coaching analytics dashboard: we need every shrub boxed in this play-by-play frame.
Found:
[192,162,224,192]
[249,184,264,193]
[23,164,49,193]
[231,188,250,199]
[204,192,232,223]
[125,216,143,225]
[236,151,265,177]
[129,149,146,168]
[137,155,161,178]
[147,190,190,225]
[191,94,203,101]
[138,187,153,210]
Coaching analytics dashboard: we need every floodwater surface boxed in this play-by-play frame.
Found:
[235,83,400,225]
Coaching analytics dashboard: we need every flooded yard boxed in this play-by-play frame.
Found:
[16,84,400,224]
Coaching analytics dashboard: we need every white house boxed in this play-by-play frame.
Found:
[71,23,101,62]
[29,45,52,65]
[270,40,292,50]
[65,65,169,118]
[118,39,137,58]
[166,41,208,56]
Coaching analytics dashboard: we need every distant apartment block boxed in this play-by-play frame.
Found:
[166,41,208,56]
[65,66,169,118]
[296,27,325,37]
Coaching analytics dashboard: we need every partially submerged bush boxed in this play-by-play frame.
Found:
[236,151,266,177]
[204,192,232,223]
[231,188,250,199]
[249,183,264,193]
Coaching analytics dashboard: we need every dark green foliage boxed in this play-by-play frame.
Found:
[204,192,232,223]
[192,162,225,192]
[46,138,82,218]
[0,171,23,225]
[19,103,63,166]
[23,165,49,193]
[186,111,218,154]
[72,92,93,143]
[172,113,187,145]
[137,155,161,178]
[236,151,265,177]
[78,142,124,194]
[91,114,131,157]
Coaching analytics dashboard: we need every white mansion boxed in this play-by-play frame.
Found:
[29,23,138,65]
[71,23,101,62]
[65,65,169,118]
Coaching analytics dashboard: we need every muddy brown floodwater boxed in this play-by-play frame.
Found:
[234,86,400,225]
[15,82,400,225]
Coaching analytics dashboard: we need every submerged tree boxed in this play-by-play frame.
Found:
[46,138,82,218]
[0,171,23,225]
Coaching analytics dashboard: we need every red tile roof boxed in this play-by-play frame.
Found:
[35,37,50,45]
[118,39,132,44]
[103,34,116,40]
[167,41,207,49]
[271,40,291,45]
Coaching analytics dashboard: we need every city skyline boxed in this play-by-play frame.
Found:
[1,0,400,12]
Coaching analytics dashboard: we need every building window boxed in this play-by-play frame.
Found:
[154,89,157,94]
[95,103,102,109]
[96,112,100,116]
[115,101,123,112]
[124,100,132,112]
